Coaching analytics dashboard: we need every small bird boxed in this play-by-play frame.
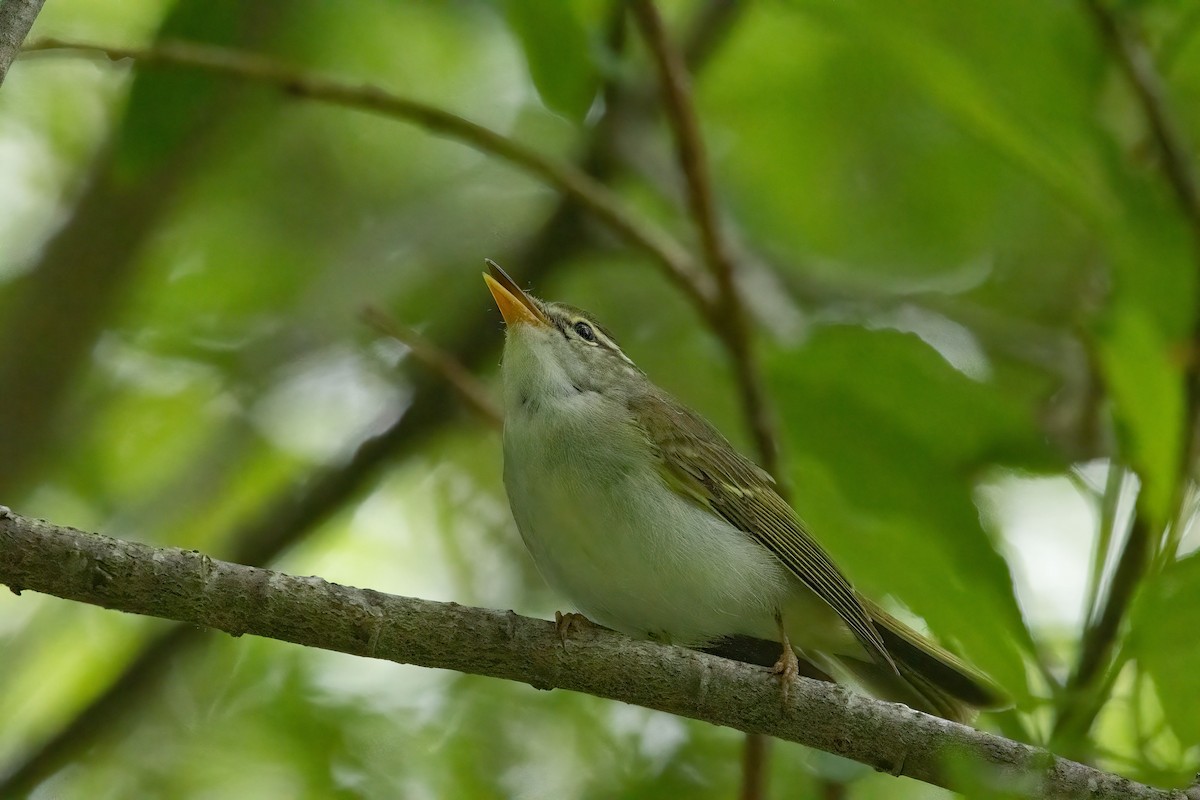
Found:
[484,260,1005,721]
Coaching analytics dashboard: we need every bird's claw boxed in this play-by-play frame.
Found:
[771,613,800,709]
[554,611,590,650]
[771,644,800,707]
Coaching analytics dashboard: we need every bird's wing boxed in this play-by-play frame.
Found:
[629,391,895,670]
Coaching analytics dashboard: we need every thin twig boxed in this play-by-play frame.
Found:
[362,306,502,430]
[738,733,770,800]
[629,0,782,481]
[0,511,1189,800]
[20,36,715,314]
[1082,464,1127,630]
[629,0,731,289]
[1087,0,1200,564]
[0,0,45,85]
[680,0,745,73]
[1053,512,1152,747]
[1082,0,1200,231]
[1083,0,1200,489]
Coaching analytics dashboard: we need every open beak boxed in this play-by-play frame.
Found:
[483,259,550,328]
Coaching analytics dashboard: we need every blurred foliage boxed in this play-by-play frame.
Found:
[2,0,1200,797]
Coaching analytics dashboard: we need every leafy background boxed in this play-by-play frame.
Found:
[2,0,1199,797]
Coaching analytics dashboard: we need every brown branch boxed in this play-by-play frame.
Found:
[628,1,781,481]
[0,0,44,85]
[629,0,730,288]
[20,36,715,314]
[0,510,1191,800]
[738,732,770,800]
[1082,0,1200,475]
[1082,0,1200,232]
[362,306,503,430]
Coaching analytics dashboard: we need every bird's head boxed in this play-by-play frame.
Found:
[483,260,643,412]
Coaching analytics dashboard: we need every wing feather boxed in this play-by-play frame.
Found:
[630,391,895,671]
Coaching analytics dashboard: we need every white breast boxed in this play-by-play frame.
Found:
[502,388,790,646]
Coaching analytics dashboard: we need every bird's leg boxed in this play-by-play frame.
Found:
[554,610,591,649]
[771,611,800,706]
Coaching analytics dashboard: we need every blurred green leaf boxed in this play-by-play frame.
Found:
[796,0,1114,226]
[1090,126,1195,528]
[1096,306,1185,528]
[114,0,249,182]
[1098,149,1199,343]
[768,326,1046,700]
[500,0,597,122]
[1130,552,1200,746]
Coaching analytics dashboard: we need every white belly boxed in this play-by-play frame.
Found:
[503,392,790,646]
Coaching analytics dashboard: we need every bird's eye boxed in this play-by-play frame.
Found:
[573,321,596,342]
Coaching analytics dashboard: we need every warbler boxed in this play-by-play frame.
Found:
[485,260,1004,721]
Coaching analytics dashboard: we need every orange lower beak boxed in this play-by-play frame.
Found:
[483,260,550,328]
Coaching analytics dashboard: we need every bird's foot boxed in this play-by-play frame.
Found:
[771,611,799,708]
[554,611,591,650]
[771,643,800,707]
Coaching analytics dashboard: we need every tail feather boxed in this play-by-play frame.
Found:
[849,599,1009,722]
[837,656,976,723]
[705,603,1009,724]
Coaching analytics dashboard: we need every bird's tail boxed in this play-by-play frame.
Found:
[838,600,1009,724]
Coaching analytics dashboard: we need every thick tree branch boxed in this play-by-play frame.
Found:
[0,513,1190,800]
[20,36,715,315]
[0,0,44,85]
[0,510,1189,800]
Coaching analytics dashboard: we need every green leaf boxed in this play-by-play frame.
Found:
[767,326,1049,701]
[1130,552,1200,746]
[1095,305,1185,529]
[1090,134,1196,528]
[1100,162,1199,342]
[501,0,598,122]
[796,0,1115,226]
[772,325,1051,469]
[113,0,248,182]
